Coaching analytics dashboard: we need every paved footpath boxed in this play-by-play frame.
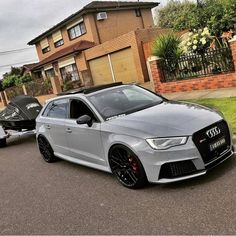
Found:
[162,87,236,100]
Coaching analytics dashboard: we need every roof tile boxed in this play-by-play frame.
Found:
[32,40,95,70]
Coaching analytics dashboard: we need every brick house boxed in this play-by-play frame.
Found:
[27,1,170,91]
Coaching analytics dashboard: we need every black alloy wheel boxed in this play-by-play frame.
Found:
[37,136,58,163]
[109,145,147,189]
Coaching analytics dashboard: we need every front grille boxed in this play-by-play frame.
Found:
[205,149,233,169]
[159,160,197,179]
[192,120,231,164]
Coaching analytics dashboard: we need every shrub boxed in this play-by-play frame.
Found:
[181,27,212,54]
[2,75,18,89]
[21,74,32,84]
[2,74,33,89]
[152,33,183,61]
[44,78,53,93]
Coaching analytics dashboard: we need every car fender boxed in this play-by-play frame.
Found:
[103,132,147,162]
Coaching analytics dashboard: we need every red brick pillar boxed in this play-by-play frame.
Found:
[0,91,7,107]
[229,36,236,70]
[50,75,62,95]
[147,56,164,93]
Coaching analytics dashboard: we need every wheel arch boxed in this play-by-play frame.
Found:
[108,143,139,159]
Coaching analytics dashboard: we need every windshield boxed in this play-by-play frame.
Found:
[87,85,163,120]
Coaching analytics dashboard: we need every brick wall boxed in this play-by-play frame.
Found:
[35,8,155,62]
[149,39,236,93]
[95,9,154,43]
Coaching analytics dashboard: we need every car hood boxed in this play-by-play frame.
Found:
[103,101,223,138]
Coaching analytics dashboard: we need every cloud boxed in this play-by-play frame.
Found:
[0,0,92,77]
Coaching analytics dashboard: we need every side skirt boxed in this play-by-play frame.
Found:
[54,152,112,173]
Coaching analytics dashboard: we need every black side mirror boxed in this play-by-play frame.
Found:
[76,115,93,127]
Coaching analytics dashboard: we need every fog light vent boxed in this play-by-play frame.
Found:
[159,160,197,179]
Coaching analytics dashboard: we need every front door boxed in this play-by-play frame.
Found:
[64,99,106,166]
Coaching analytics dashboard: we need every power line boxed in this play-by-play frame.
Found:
[0,59,38,69]
[0,47,35,55]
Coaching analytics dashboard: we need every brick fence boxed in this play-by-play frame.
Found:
[148,37,236,94]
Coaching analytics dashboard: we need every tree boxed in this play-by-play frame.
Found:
[3,66,22,80]
[155,0,197,30]
[155,0,236,36]
[2,66,32,89]
[203,0,236,36]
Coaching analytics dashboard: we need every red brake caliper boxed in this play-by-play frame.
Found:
[128,156,138,173]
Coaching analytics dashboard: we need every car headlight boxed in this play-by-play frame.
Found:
[146,136,188,150]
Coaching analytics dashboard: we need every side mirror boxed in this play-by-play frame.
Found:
[76,115,93,127]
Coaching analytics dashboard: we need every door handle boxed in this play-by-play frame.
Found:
[46,125,51,130]
[66,128,72,134]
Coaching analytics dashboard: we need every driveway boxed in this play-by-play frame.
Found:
[0,135,236,235]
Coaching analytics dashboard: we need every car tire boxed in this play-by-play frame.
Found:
[109,145,147,189]
[0,138,7,148]
[37,135,58,163]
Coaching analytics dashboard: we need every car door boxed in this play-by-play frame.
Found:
[64,98,106,166]
[43,98,69,156]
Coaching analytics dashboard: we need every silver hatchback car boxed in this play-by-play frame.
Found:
[36,83,235,188]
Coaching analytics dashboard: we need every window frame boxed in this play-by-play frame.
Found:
[60,63,80,82]
[68,98,101,123]
[54,39,64,48]
[67,22,86,40]
[42,46,50,54]
[42,99,69,119]
[45,68,55,79]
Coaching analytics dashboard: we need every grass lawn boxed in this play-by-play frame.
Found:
[184,97,236,134]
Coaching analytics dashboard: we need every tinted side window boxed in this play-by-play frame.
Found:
[70,99,97,121]
[45,100,68,119]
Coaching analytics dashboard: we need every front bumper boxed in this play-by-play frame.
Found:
[157,147,234,184]
[138,134,234,184]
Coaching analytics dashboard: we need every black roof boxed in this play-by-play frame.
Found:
[28,1,159,45]
[58,82,123,96]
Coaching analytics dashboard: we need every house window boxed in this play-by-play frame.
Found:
[40,38,50,54]
[60,64,80,82]
[42,46,50,54]
[45,68,55,79]
[68,22,86,40]
[54,39,64,48]
[34,71,42,79]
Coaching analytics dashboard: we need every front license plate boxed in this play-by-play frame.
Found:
[209,137,226,151]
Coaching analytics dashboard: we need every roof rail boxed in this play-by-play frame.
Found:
[58,82,123,96]
[84,82,123,94]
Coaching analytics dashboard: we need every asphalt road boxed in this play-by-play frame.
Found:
[0,135,236,235]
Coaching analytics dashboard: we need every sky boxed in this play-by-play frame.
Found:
[0,0,165,79]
